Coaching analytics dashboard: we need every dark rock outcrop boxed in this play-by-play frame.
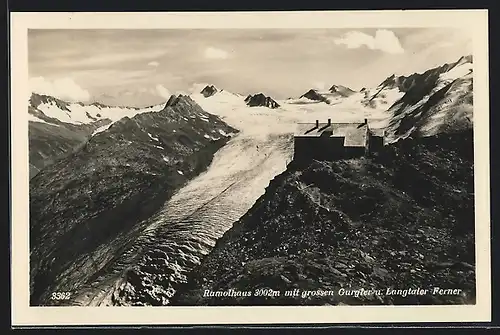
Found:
[165,94,178,107]
[245,93,280,109]
[385,55,473,142]
[300,89,330,104]
[201,85,218,98]
[329,85,355,97]
[28,93,113,178]
[377,55,472,97]
[29,95,238,306]
[28,121,108,178]
[172,130,475,306]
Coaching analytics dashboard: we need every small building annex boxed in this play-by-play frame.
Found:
[293,118,384,161]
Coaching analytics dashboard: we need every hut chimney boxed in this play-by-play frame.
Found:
[364,118,368,124]
[327,118,331,126]
[315,120,319,128]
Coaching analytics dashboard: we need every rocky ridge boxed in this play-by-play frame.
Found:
[29,95,238,305]
[28,93,164,178]
[245,93,280,109]
[172,129,475,306]
[385,55,473,142]
[201,85,219,98]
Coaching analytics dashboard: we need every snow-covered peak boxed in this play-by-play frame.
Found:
[384,55,474,143]
[200,84,219,97]
[328,84,356,97]
[29,92,166,126]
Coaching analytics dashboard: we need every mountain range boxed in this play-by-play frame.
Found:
[28,93,165,178]
[28,55,474,306]
[29,95,237,305]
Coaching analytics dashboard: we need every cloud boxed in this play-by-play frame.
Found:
[204,47,230,59]
[155,84,171,99]
[334,29,404,54]
[148,61,160,67]
[29,76,91,102]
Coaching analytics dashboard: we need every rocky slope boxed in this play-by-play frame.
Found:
[29,121,105,178]
[29,94,109,178]
[300,89,331,104]
[328,84,356,97]
[28,93,164,178]
[385,55,473,142]
[334,56,474,137]
[172,129,475,306]
[29,95,238,306]
[200,85,218,98]
[28,55,474,307]
[359,85,404,110]
[298,85,356,105]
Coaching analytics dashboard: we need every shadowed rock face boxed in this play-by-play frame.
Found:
[300,89,330,104]
[28,121,109,178]
[245,93,280,109]
[30,93,71,111]
[378,55,470,96]
[378,56,472,98]
[172,130,475,306]
[328,85,356,97]
[201,85,218,98]
[165,95,178,107]
[28,93,167,179]
[28,93,113,178]
[385,55,473,142]
[29,95,238,306]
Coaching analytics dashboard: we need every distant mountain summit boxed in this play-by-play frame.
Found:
[170,58,475,308]
[245,93,280,109]
[29,93,238,306]
[359,64,465,110]
[357,56,473,138]
[328,84,356,97]
[200,85,218,98]
[375,72,429,96]
[300,89,330,104]
[165,94,178,107]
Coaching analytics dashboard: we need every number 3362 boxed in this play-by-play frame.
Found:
[51,292,71,300]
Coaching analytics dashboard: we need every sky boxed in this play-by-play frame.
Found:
[28,28,472,107]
